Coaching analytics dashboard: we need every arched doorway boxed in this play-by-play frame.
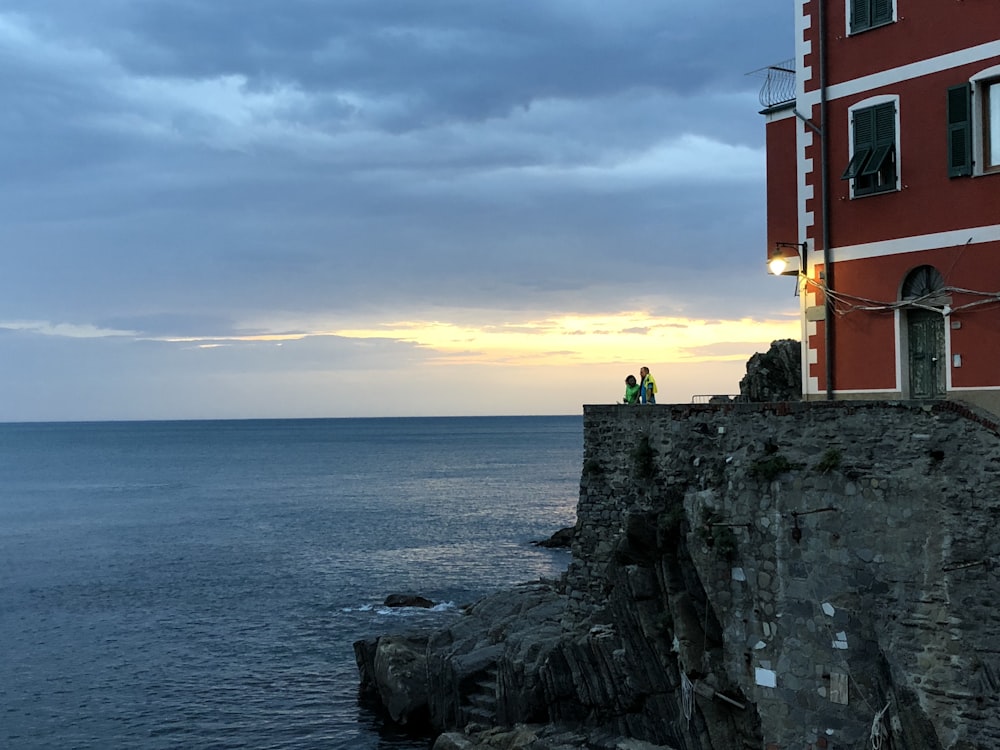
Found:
[901,266,946,399]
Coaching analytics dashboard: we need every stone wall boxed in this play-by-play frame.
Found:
[575,401,1000,750]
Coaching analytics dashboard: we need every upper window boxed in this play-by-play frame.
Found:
[842,101,897,197]
[947,84,973,177]
[948,69,1000,177]
[850,0,894,34]
[984,79,1000,173]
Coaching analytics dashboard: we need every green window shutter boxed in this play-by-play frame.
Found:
[860,143,892,176]
[872,0,893,26]
[851,0,871,32]
[847,102,897,194]
[842,149,872,179]
[947,83,972,177]
[854,107,876,149]
[872,102,897,190]
[842,106,876,179]
[873,102,895,146]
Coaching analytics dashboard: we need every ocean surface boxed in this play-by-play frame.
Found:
[0,416,582,749]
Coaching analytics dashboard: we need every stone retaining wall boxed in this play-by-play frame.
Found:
[575,400,1000,750]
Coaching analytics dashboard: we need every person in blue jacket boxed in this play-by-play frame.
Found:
[639,366,658,404]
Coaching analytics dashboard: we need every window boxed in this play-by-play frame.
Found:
[949,72,1000,177]
[984,78,1000,173]
[902,265,945,302]
[850,0,893,34]
[841,101,897,196]
[947,84,972,177]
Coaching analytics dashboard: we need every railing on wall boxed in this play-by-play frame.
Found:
[691,395,741,404]
[748,59,796,110]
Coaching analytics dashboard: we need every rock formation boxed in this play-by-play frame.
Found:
[356,400,1000,750]
[531,526,575,548]
[738,339,801,402]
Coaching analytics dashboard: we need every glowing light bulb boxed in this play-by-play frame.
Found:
[768,256,789,275]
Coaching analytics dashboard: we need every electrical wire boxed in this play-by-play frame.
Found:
[799,275,1000,317]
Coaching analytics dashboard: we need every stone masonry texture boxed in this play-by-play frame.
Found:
[576,400,1000,750]
[358,400,1000,750]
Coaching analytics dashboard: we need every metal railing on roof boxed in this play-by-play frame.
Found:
[748,59,796,110]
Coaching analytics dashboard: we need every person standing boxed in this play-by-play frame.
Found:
[639,367,658,404]
[623,374,641,405]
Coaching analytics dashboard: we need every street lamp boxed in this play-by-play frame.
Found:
[768,241,807,276]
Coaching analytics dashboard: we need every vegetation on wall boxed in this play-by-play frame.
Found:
[814,448,842,473]
[632,435,656,479]
[749,454,794,481]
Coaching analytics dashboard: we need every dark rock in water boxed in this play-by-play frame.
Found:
[532,526,574,548]
[354,634,432,730]
[384,594,436,608]
[739,338,801,402]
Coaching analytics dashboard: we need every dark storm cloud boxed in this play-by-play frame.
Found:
[0,1,794,339]
[79,1,783,109]
[4,1,789,130]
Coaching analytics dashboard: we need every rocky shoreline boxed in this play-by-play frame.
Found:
[357,398,1000,749]
[355,577,696,750]
[355,486,766,750]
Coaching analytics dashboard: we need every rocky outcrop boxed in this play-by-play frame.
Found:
[738,339,801,402]
[356,400,1000,750]
[532,526,575,548]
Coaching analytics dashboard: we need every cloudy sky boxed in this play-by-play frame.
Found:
[1,1,798,421]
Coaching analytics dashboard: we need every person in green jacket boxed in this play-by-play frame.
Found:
[623,374,641,405]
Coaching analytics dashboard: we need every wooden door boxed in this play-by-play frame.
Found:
[907,309,945,399]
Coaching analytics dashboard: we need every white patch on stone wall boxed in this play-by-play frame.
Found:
[755,667,777,688]
[829,672,849,704]
[822,602,835,617]
[731,567,746,581]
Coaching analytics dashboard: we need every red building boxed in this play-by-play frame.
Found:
[762,0,1000,416]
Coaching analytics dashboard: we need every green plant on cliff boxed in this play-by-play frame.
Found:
[631,435,656,479]
[814,447,842,473]
[749,453,794,481]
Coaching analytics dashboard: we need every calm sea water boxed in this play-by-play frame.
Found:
[0,416,581,749]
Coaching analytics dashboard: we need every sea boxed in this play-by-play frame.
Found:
[0,416,582,750]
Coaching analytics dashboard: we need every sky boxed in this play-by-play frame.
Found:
[0,1,800,421]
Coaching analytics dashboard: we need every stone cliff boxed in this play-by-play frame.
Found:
[356,400,1000,750]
